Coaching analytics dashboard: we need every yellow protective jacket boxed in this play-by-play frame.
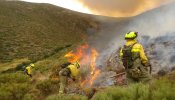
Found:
[67,64,79,78]
[120,39,148,64]
[25,66,32,75]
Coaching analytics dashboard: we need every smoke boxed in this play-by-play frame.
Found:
[88,2,175,72]
[143,34,175,73]
[79,0,174,17]
[126,1,175,37]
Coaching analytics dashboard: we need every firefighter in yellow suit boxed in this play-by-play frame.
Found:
[120,31,151,84]
[25,63,35,77]
[59,61,80,94]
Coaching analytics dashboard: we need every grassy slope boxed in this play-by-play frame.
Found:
[0,0,175,100]
[0,1,98,99]
[93,71,175,100]
[0,0,98,63]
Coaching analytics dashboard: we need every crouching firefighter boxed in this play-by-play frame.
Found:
[59,61,80,94]
[120,31,152,84]
[24,63,35,77]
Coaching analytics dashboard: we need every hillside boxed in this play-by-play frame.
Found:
[0,0,175,100]
[0,0,98,63]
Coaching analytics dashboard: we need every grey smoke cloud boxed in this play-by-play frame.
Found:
[126,2,175,38]
[84,1,175,86]
[88,2,175,72]
[79,0,174,17]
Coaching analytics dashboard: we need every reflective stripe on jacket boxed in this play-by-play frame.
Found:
[120,39,148,64]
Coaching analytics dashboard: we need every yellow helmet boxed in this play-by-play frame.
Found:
[30,63,35,67]
[73,61,80,68]
[125,31,138,39]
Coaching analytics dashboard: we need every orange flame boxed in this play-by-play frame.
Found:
[64,50,82,63]
[90,69,101,85]
[65,44,100,87]
[90,49,98,75]
[80,48,100,87]
[89,49,100,86]
[64,44,88,63]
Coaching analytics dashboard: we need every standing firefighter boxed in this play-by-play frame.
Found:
[25,63,35,77]
[59,61,80,94]
[120,31,151,84]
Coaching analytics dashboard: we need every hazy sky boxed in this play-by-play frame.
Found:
[20,0,175,17]
[20,0,92,14]
[78,0,175,17]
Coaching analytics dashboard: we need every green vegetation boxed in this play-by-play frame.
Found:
[0,58,30,73]
[0,73,31,100]
[93,77,175,100]
[46,94,88,100]
[1,71,175,100]
[0,0,175,100]
[0,1,98,99]
[0,0,98,63]
[36,79,59,96]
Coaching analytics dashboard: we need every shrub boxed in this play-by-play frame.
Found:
[0,72,29,83]
[0,72,31,100]
[150,78,175,100]
[23,89,42,100]
[46,94,88,100]
[0,83,31,100]
[93,78,175,100]
[23,93,37,100]
[36,79,59,96]
[34,60,52,73]
[92,84,149,100]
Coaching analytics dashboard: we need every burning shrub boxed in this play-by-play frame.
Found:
[64,44,101,87]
